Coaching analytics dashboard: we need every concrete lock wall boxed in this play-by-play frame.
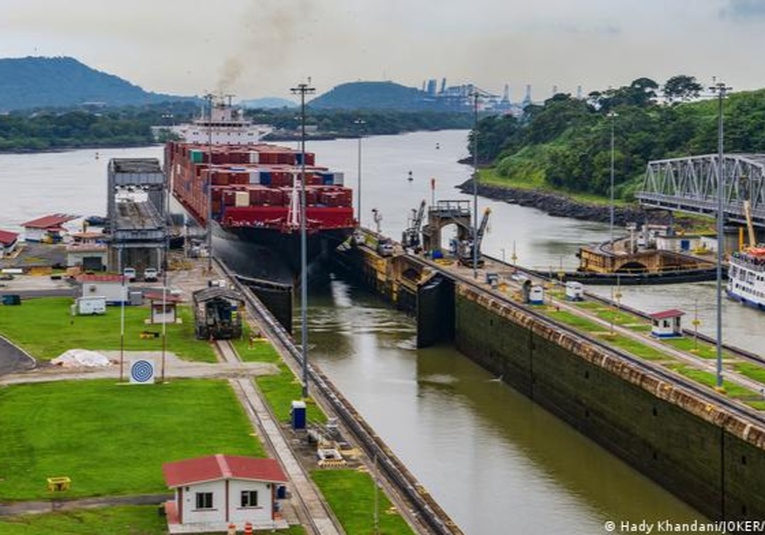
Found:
[453,285,765,521]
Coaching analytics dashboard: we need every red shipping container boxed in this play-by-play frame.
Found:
[305,153,315,166]
[224,191,236,206]
[267,189,285,205]
[305,188,318,206]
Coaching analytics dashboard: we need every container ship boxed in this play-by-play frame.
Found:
[166,100,356,287]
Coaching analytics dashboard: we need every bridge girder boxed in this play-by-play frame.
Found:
[636,154,765,227]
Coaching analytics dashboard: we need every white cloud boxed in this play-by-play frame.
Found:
[0,0,763,99]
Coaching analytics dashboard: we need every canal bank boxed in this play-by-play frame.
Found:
[331,234,765,524]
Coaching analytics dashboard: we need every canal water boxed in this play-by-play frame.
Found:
[2,131,755,534]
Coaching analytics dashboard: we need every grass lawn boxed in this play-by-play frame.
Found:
[734,362,765,384]
[0,506,166,535]
[665,364,765,410]
[312,469,414,535]
[254,365,326,425]
[0,297,216,362]
[478,167,629,207]
[0,506,308,535]
[0,379,264,501]
[663,337,727,360]
[233,323,281,364]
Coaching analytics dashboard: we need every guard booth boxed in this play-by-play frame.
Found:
[649,309,684,338]
[192,287,244,340]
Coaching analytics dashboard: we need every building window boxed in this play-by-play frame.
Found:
[195,492,213,510]
[241,490,258,508]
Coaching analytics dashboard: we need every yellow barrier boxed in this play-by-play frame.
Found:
[47,476,71,492]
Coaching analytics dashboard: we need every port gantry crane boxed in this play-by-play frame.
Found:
[459,207,491,268]
[402,200,427,251]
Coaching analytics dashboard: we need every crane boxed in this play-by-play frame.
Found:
[743,200,757,249]
[459,207,491,267]
[401,200,426,251]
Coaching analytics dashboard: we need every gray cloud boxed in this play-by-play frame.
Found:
[720,0,765,20]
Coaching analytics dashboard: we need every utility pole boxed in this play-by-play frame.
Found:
[607,111,618,249]
[710,80,731,391]
[354,119,366,226]
[471,90,480,279]
[290,81,315,399]
[204,93,214,275]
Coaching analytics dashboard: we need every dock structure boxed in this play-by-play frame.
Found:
[336,227,765,523]
[107,158,167,272]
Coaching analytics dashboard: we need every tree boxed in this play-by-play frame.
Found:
[663,75,703,104]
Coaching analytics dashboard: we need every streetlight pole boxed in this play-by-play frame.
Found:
[119,246,125,382]
[204,93,214,275]
[471,90,480,279]
[607,111,618,249]
[291,81,315,400]
[711,80,731,391]
[354,119,365,227]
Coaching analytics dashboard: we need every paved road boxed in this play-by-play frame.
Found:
[0,351,277,385]
[218,341,344,535]
[0,336,36,376]
[0,493,171,516]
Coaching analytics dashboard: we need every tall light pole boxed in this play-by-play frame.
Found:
[204,93,214,274]
[607,111,618,249]
[711,80,731,391]
[354,119,366,226]
[291,81,315,400]
[119,246,125,382]
[471,89,480,279]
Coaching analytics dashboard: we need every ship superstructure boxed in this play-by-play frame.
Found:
[727,247,765,309]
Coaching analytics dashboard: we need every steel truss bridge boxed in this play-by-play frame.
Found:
[636,154,765,227]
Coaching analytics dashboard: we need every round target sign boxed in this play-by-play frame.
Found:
[130,359,155,384]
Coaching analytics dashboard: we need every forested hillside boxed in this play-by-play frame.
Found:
[471,76,765,201]
[0,56,184,110]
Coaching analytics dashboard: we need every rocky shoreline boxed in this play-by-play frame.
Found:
[458,179,679,228]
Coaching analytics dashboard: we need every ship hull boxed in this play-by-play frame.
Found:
[212,222,352,285]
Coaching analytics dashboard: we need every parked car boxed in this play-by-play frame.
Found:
[143,267,159,282]
[123,267,137,281]
[0,273,14,281]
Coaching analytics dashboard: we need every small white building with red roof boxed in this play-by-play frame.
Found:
[21,214,78,243]
[77,274,127,304]
[162,454,289,533]
[0,229,19,258]
[649,309,684,338]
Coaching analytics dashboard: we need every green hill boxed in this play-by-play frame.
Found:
[0,56,186,111]
[309,81,439,111]
[473,76,765,201]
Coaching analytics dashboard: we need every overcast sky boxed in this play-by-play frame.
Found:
[0,0,764,101]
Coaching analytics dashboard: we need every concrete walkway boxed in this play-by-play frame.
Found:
[0,351,278,385]
[0,335,36,376]
[217,341,343,535]
[0,493,171,516]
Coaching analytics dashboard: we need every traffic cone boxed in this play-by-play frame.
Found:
[244,521,253,535]
[227,523,237,535]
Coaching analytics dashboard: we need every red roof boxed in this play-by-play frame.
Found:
[145,292,183,303]
[77,274,124,283]
[649,309,685,320]
[21,214,78,229]
[0,230,18,246]
[163,455,287,488]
